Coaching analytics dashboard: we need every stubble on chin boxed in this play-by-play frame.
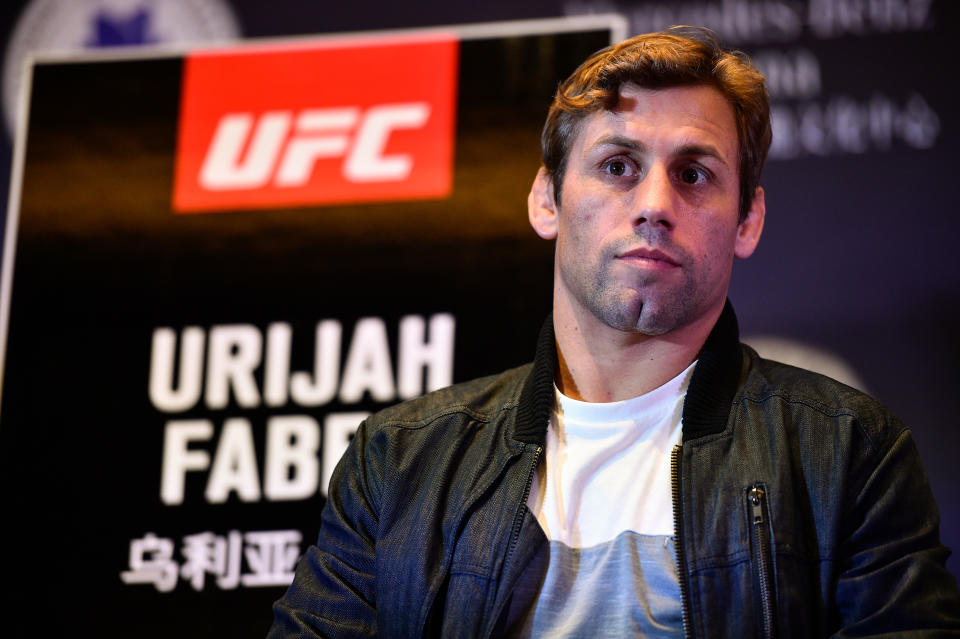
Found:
[586,279,698,336]
[571,240,698,337]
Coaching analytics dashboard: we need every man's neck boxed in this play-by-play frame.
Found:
[553,299,721,403]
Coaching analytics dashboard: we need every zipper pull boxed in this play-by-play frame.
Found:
[749,486,765,525]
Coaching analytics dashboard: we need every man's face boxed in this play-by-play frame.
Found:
[529,83,764,337]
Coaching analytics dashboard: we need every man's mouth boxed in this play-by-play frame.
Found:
[616,247,680,268]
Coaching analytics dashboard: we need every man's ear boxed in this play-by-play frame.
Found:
[528,167,559,240]
[734,186,765,259]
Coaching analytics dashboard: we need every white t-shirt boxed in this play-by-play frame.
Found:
[506,361,696,637]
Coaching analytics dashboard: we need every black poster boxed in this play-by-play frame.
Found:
[0,17,620,637]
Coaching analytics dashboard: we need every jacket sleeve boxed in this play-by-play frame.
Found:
[832,425,960,636]
[267,418,381,638]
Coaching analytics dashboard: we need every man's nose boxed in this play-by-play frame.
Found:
[630,164,676,230]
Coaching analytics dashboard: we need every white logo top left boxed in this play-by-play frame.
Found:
[3,0,242,137]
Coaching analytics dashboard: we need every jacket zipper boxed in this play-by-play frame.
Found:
[508,444,542,556]
[748,484,777,638]
[482,443,542,639]
[671,445,693,638]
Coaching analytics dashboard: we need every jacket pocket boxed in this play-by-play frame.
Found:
[747,483,778,638]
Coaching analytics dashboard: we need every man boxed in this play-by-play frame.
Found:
[269,27,960,637]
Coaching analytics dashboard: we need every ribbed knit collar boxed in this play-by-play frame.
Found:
[514,301,742,445]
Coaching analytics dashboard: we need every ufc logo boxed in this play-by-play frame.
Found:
[173,37,456,212]
[200,103,431,190]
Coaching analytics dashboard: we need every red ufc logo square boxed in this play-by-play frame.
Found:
[172,35,458,213]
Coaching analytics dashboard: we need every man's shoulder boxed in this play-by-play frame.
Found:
[364,362,533,432]
[738,344,905,444]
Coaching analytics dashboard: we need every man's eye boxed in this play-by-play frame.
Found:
[604,159,634,177]
[679,167,705,184]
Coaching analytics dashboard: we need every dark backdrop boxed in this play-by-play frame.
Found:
[0,0,958,630]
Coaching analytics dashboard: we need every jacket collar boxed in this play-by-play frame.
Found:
[514,300,742,445]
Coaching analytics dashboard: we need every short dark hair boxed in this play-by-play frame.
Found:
[541,26,771,221]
